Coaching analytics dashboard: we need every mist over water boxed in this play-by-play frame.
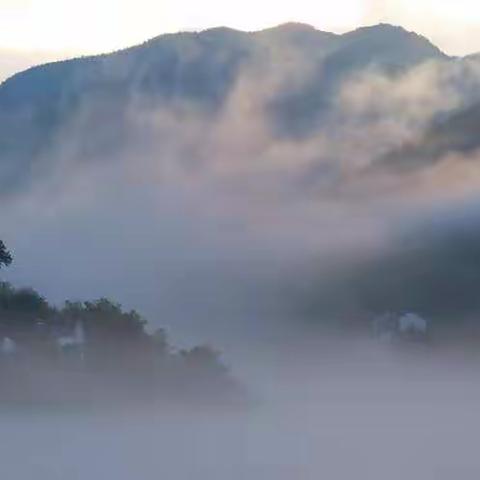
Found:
[1,339,480,480]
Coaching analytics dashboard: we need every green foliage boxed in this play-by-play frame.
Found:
[0,279,238,405]
[0,282,51,328]
[60,298,147,340]
[0,241,12,269]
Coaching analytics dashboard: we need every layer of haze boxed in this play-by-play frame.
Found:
[2,343,480,479]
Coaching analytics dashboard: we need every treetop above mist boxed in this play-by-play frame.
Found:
[0,241,12,269]
[0,279,243,407]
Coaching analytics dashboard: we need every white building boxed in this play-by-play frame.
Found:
[372,312,429,342]
[398,312,428,336]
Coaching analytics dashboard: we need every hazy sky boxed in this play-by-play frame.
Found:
[0,0,480,54]
[0,0,479,81]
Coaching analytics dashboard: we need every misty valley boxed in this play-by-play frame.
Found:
[3,19,480,480]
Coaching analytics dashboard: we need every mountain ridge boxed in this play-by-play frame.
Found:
[0,22,456,87]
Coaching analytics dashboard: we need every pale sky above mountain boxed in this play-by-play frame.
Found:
[0,0,479,81]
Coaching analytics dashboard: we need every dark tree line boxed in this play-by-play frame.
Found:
[0,240,243,407]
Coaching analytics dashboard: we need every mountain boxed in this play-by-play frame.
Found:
[369,50,480,174]
[0,23,453,193]
[335,24,446,68]
[266,24,448,137]
[375,100,480,174]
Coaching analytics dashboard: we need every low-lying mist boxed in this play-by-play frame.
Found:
[2,340,480,480]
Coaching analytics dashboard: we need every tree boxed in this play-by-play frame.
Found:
[181,345,228,376]
[0,241,12,269]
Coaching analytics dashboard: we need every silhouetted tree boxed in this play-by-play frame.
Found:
[181,345,228,376]
[0,282,51,333]
[0,241,12,269]
[0,281,242,405]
